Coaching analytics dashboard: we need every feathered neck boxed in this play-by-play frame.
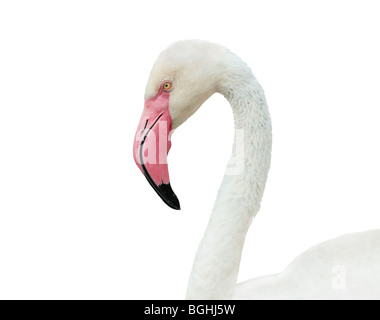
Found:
[186,54,272,299]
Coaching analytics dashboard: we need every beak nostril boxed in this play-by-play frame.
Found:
[141,119,149,136]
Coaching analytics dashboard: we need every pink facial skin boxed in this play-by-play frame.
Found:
[133,88,172,186]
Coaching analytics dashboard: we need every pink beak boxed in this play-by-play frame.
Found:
[133,92,180,210]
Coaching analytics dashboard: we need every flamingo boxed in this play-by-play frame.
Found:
[133,40,380,299]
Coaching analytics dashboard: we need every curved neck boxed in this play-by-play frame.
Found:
[186,63,272,299]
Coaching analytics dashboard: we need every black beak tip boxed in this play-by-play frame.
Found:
[157,183,181,210]
[143,174,181,210]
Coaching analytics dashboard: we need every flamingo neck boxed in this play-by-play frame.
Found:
[185,64,272,299]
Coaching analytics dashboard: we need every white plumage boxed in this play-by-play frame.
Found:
[144,40,380,300]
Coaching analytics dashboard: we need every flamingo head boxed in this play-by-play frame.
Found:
[133,41,226,210]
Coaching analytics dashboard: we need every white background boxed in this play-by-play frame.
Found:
[1,1,379,299]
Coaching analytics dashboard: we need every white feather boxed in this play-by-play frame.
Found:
[145,40,380,300]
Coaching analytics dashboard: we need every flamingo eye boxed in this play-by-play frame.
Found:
[162,81,172,92]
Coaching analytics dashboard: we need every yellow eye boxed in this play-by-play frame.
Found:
[162,81,172,91]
